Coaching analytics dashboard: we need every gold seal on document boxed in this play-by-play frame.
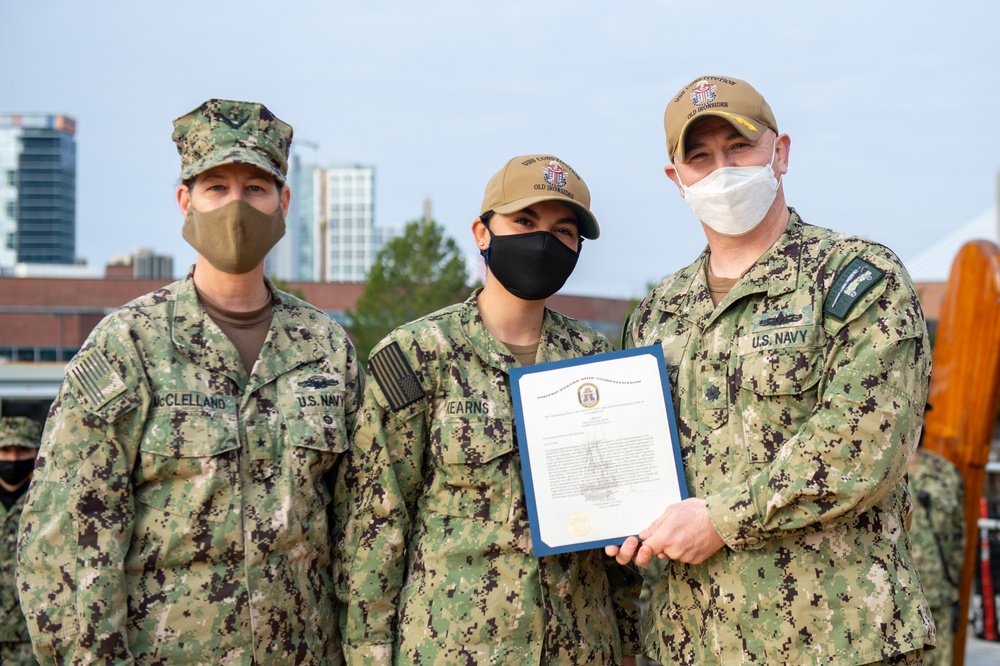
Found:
[567,512,592,536]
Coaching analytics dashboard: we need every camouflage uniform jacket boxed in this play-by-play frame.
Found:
[624,211,934,665]
[17,269,363,665]
[338,291,642,665]
[1,491,31,651]
[908,448,965,612]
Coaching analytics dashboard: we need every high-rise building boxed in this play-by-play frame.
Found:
[274,162,398,283]
[0,114,77,273]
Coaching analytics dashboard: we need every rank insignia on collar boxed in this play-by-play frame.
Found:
[823,257,885,321]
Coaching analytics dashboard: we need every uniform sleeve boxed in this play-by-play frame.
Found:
[706,247,931,549]
[342,336,365,437]
[338,335,429,666]
[16,329,146,664]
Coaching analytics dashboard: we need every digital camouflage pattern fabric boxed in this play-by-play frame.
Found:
[624,210,934,665]
[17,269,362,665]
[2,486,33,665]
[0,416,41,448]
[908,448,965,666]
[172,99,293,183]
[337,290,642,665]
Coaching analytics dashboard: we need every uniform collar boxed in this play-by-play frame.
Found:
[171,267,327,391]
[658,209,806,330]
[459,289,560,370]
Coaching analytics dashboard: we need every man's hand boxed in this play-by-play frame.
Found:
[605,498,725,566]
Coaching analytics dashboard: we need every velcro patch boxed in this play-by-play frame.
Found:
[67,348,128,410]
[369,341,426,411]
[823,257,885,321]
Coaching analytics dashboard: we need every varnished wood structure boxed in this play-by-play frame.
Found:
[921,240,1000,666]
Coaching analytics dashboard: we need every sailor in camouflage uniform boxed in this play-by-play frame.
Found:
[607,76,935,665]
[17,100,363,665]
[1,416,41,665]
[338,155,642,665]
[908,444,965,666]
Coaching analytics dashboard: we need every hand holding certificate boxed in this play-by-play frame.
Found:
[510,345,687,556]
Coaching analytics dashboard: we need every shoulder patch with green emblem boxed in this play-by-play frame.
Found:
[369,341,426,411]
[67,348,128,410]
[823,257,886,321]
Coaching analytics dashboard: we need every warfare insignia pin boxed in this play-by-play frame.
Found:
[298,375,337,390]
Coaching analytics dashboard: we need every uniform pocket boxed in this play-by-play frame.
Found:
[136,408,239,522]
[279,375,350,506]
[427,416,515,522]
[738,347,822,464]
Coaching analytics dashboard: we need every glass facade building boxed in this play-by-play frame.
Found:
[273,162,398,283]
[0,114,77,272]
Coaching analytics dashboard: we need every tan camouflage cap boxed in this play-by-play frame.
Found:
[0,416,41,449]
[172,99,293,183]
[664,75,778,163]
[481,154,600,240]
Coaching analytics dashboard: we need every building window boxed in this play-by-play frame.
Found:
[5,170,14,186]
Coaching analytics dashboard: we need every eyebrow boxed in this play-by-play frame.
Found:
[685,128,745,152]
[519,205,579,227]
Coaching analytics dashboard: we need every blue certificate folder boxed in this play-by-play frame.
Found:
[510,345,687,557]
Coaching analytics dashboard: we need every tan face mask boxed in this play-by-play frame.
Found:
[183,199,285,274]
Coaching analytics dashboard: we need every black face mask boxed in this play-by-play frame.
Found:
[481,230,580,301]
[0,458,35,487]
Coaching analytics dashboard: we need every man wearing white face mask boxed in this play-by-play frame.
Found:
[607,76,935,665]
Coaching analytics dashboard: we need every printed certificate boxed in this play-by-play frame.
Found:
[510,345,687,556]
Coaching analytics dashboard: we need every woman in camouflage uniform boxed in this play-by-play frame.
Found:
[338,154,642,665]
[17,100,362,665]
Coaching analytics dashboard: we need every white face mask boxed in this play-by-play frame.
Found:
[676,140,780,237]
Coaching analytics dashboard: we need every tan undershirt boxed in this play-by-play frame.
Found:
[196,287,274,374]
[706,261,741,306]
[504,341,539,367]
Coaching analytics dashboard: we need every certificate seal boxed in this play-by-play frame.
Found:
[577,382,599,408]
[566,512,592,536]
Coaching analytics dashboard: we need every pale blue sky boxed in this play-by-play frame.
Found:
[2,1,997,298]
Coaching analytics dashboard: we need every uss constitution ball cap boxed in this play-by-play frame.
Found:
[664,75,778,163]
[172,99,293,183]
[481,154,600,240]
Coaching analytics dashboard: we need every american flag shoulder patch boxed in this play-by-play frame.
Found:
[369,341,426,411]
[68,348,128,410]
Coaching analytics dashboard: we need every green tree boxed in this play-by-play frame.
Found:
[350,218,471,360]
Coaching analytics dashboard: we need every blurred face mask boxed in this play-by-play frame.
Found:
[183,199,285,274]
[677,139,779,237]
[0,458,35,487]
[481,229,579,301]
